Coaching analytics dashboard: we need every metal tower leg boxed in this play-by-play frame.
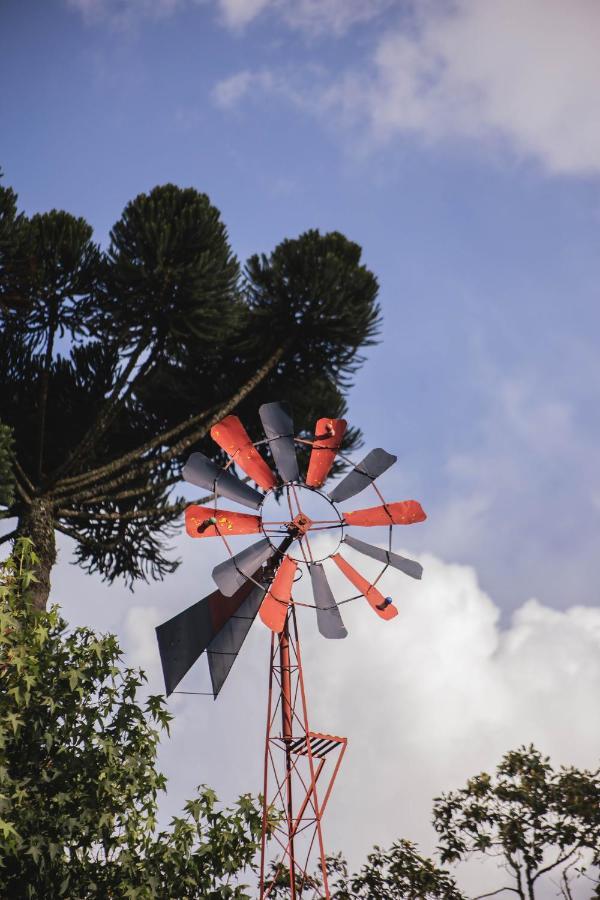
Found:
[259,607,347,899]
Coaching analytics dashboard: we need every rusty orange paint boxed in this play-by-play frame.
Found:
[343,500,426,527]
[305,418,347,488]
[209,578,256,634]
[211,415,277,491]
[292,512,313,535]
[259,556,298,633]
[185,505,262,538]
[331,553,398,620]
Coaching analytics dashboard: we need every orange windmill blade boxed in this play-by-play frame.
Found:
[331,552,398,620]
[185,505,262,538]
[343,500,426,527]
[211,414,277,490]
[259,556,298,633]
[305,417,347,488]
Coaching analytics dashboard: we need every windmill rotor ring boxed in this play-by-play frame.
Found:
[157,401,426,698]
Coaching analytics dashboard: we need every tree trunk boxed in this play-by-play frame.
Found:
[16,499,56,610]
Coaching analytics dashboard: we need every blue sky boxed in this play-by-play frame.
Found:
[3,1,600,891]
[4,0,600,612]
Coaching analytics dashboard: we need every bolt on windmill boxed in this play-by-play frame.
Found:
[156,401,426,898]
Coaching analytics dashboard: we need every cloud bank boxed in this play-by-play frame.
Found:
[212,0,600,176]
[68,0,600,175]
[217,0,390,32]
[55,536,600,896]
[67,0,389,32]
[342,0,600,175]
[66,0,184,29]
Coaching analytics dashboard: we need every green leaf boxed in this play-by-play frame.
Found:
[0,819,19,839]
[0,540,262,896]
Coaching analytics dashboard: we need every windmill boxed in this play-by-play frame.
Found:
[156,401,426,898]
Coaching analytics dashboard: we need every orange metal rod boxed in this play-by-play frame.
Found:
[260,633,276,899]
[291,608,331,898]
[280,620,296,900]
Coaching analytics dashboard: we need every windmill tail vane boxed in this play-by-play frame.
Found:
[155,401,426,899]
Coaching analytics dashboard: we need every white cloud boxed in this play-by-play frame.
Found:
[68,0,389,32]
[323,0,600,175]
[282,0,391,34]
[212,69,274,108]
[217,0,390,32]
[55,536,600,896]
[211,65,315,113]
[217,0,272,29]
[67,0,183,29]
[304,548,600,895]
[70,0,600,175]
[416,359,600,612]
[211,0,600,176]
[124,604,163,677]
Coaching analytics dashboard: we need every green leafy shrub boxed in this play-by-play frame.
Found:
[0,538,262,898]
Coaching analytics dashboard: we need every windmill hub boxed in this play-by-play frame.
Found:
[289,511,313,535]
[260,482,344,564]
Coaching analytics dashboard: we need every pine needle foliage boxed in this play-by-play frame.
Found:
[0,423,14,508]
[0,175,381,608]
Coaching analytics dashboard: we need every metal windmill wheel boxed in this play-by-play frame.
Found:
[156,401,426,698]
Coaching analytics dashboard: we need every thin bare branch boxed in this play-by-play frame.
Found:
[559,860,577,900]
[473,888,521,899]
[159,495,212,517]
[48,336,155,483]
[533,849,578,882]
[14,460,35,494]
[50,343,288,502]
[50,400,217,498]
[15,480,32,505]
[58,492,214,523]
[54,408,253,506]
[52,456,169,507]
[55,521,119,551]
[0,529,17,546]
[59,506,169,523]
[77,483,165,507]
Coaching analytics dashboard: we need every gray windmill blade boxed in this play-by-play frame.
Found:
[156,600,209,697]
[212,538,275,597]
[207,582,266,698]
[328,448,397,503]
[183,452,264,510]
[259,401,300,483]
[156,576,260,696]
[309,563,348,639]
[212,533,295,597]
[157,537,295,697]
[343,534,423,580]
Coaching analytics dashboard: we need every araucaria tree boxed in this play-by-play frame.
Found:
[0,174,380,608]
